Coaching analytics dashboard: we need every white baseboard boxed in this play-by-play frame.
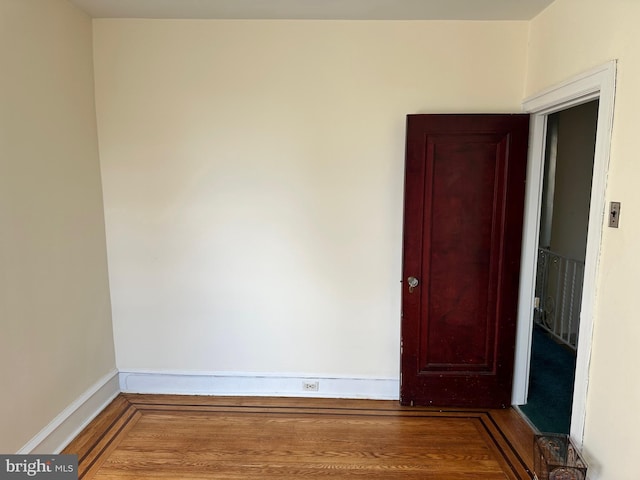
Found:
[119,370,399,400]
[18,369,120,454]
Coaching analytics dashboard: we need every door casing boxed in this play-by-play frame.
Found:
[513,61,617,446]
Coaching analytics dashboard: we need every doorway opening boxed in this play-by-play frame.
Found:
[512,61,616,445]
[518,100,599,433]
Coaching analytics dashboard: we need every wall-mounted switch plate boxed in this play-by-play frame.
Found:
[609,201,621,228]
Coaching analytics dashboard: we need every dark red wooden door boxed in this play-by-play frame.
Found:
[401,114,529,408]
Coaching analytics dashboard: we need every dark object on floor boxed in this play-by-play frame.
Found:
[534,433,587,480]
[519,325,577,434]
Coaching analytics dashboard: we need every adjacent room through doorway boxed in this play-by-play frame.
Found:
[518,100,599,433]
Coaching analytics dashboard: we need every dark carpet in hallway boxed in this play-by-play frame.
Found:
[519,325,576,434]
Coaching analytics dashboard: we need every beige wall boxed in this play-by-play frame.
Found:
[528,1,640,479]
[0,0,116,452]
[93,20,528,377]
[4,3,633,475]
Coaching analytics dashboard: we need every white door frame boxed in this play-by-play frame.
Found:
[512,61,617,446]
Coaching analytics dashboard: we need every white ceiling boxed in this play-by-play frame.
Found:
[69,0,555,21]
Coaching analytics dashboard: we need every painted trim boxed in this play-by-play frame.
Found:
[119,370,400,400]
[514,60,617,446]
[521,62,615,114]
[18,369,120,454]
[511,112,548,407]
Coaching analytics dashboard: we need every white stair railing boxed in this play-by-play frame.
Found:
[534,248,585,351]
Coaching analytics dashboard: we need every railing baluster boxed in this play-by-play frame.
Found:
[535,248,584,351]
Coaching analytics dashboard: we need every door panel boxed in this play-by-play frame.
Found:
[401,114,529,408]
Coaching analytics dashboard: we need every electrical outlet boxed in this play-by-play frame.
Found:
[302,381,319,392]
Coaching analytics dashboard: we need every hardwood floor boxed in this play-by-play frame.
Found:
[64,394,535,479]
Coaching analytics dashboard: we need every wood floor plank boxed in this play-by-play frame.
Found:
[64,394,534,479]
[489,408,536,470]
[63,396,132,461]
